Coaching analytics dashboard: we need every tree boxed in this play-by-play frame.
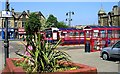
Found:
[46,14,58,28]
[56,21,69,28]
[24,13,41,45]
[25,13,41,34]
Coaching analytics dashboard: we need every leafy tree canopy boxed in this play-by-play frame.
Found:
[25,13,41,34]
[56,21,69,28]
[46,14,58,28]
[46,14,69,28]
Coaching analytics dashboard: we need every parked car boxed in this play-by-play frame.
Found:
[100,41,120,60]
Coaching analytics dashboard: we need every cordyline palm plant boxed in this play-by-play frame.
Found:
[15,32,71,73]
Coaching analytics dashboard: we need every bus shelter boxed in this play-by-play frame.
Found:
[84,26,120,52]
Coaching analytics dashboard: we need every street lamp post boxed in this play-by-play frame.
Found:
[4,0,10,64]
[66,11,74,27]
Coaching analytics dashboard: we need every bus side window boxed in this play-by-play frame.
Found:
[46,31,52,38]
[80,32,84,37]
[75,32,79,36]
[61,32,65,36]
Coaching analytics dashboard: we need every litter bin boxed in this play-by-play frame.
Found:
[85,41,90,52]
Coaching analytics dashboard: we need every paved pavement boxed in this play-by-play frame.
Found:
[0,41,120,73]
[64,49,119,73]
[58,45,120,73]
[0,40,25,70]
[0,39,4,71]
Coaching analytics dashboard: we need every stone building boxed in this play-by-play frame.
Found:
[98,5,120,26]
[0,8,46,39]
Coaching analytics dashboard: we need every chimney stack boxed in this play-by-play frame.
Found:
[11,7,14,15]
[27,10,30,14]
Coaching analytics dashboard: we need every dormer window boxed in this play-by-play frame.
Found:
[15,21,17,28]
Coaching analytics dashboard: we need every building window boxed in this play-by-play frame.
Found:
[15,22,17,28]
[4,21,6,27]
[4,21,11,28]
[22,21,25,28]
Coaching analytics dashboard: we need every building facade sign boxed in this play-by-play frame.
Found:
[18,28,26,34]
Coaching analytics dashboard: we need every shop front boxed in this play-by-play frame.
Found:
[0,28,15,39]
[18,28,26,39]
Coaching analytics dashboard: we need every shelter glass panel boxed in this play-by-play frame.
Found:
[112,30,115,38]
[86,31,91,37]
[108,30,112,38]
[115,30,120,38]
[100,30,106,38]
[93,32,99,38]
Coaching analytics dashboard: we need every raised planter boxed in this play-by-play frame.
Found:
[2,58,97,74]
